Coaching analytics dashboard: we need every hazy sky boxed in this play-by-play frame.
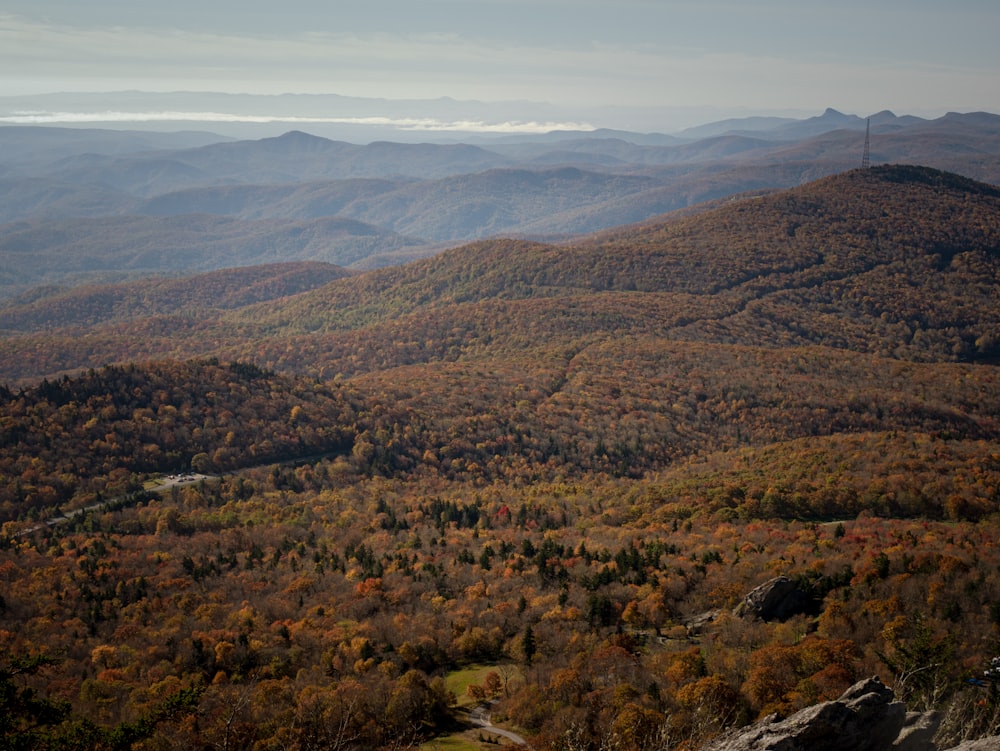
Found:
[2,0,998,129]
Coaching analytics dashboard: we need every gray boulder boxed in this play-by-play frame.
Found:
[942,740,1000,751]
[703,676,906,751]
[891,711,940,751]
[701,675,1000,751]
[685,609,721,636]
[733,576,810,622]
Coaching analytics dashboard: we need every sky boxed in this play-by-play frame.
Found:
[1,0,999,133]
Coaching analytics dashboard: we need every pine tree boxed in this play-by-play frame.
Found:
[523,625,537,666]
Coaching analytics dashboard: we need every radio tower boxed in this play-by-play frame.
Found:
[861,117,871,169]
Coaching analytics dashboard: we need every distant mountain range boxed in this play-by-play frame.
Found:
[1,108,999,298]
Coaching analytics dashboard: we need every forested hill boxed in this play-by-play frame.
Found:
[1,165,999,384]
[2,164,999,522]
[0,359,363,524]
[0,261,354,332]
[220,164,1000,366]
[3,165,1000,751]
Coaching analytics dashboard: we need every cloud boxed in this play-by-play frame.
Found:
[0,108,595,134]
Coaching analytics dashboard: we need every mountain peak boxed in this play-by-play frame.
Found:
[815,108,862,125]
[262,130,339,151]
[277,129,326,140]
[863,163,1000,197]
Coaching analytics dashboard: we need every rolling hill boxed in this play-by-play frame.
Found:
[0,261,354,332]
[2,165,998,377]
[2,163,1000,751]
[1,165,998,511]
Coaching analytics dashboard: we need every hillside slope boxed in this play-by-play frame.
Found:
[0,261,354,332]
[3,165,998,380]
[1,165,997,489]
[222,165,1000,364]
[2,164,1000,751]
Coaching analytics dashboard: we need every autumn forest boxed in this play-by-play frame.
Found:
[2,163,1000,750]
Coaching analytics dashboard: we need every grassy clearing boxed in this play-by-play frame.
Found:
[444,663,524,708]
[446,664,497,706]
[422,725,520,751]
[419,731,484,751]
[445,663,524,707]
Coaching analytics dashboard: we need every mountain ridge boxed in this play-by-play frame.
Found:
[2,110,1000,293]
[2,164,998,385]
[0,261,354,332]
[0,213,422,296]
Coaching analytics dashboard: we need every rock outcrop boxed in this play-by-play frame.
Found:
[684,609,721,635]
[703,676,904,751]
[702,676,1000,751]
[893,711,941,751]
[941,741,1000,751]
[733,576,810,621]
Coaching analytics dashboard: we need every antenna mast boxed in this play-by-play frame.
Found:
[861,117,871,169]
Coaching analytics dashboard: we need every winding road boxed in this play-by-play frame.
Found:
[467,702,529,747]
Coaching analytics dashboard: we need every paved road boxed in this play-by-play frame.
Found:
[468,702,529,747]
[11,473,213,537]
